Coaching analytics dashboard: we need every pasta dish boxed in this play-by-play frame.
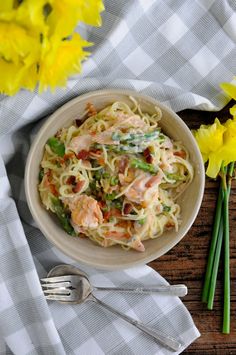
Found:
[38,98,193,252]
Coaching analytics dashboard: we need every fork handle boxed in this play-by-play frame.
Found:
[89,295,181,352]
[93,284,187,297]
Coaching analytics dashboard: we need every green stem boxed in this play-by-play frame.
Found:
[222,162,234,333]
[207,218,223,309]
[201,181,223,303]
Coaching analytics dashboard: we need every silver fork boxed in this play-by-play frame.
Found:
[41,275,182,351]
[41,274,188,297]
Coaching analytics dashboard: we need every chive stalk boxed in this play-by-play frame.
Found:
[222,162,234,333]
[207,217,223,309]
[201,181,223,303]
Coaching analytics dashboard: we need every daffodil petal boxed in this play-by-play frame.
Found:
[229,104,236,119]
[0,1,14,12]
[206,152,223,178]
[38,33,90,92]
[220,82,236,100]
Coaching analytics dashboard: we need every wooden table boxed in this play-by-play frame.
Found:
[148,101,236,354]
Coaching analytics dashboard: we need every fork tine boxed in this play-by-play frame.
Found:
[45,294,71,302]
[41,282,71,288]
[40,275,72,283]
[43,288,70,295]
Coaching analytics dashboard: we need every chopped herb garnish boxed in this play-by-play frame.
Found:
[163,205,171,212]
[110,176,119,186]
[138,218,146,225]
[105,192,117,200]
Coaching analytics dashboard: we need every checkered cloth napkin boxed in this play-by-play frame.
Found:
[0,0,235,354]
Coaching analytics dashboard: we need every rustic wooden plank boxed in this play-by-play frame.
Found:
[148,100,236,354]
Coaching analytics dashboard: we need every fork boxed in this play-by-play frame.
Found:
[41,274,182,351]
[41,274,188,297]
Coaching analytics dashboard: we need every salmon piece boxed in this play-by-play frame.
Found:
[104,231,130,239]
[69,134,93,154]
[130,239,145,252]
[145,174,162,188]
[92,114,148,145]
[123,172,163,203]
[69,195,103,228]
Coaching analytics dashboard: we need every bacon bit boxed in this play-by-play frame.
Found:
[98,200,106,209]
[174,150,186,159]
[77,150,90,160]
[165,221,175,229]
[63,153,74,161]
[115,220,129,228]
[143,147,153,163]
[124,203,133,214]
[118,158,128,173]
[89,149,102,156]
[73,180,85,193]
[49,184,58,196]
[103,208,121,220]
[66,176,76,185]
[90,131,97,136]
[86,102,97,117]
[103,211,110,220]
[98,157,105,166]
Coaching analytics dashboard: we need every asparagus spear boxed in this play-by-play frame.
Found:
[112,131,160,143]
[51,197,75,235]
[130,158,157,174]
[47,137,65,157]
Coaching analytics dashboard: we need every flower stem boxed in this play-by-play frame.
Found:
[201,181,223,303]
[207,217,223,309]
[222,162,234,334]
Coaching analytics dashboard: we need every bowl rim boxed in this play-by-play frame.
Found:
[25,88,205,269]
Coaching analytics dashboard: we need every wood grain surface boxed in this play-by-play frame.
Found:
[148,101,236,355]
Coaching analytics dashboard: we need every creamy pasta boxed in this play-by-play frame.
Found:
[38,98,193,252]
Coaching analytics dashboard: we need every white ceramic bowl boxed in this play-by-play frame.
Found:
[25,89,204,269]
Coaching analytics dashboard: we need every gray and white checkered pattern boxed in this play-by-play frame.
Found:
[0,0,235,354]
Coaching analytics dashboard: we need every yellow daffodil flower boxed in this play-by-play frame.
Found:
[38,33,90,92]
[194,81,236,178]
[0,0,104,95]
[193,118,226,163]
